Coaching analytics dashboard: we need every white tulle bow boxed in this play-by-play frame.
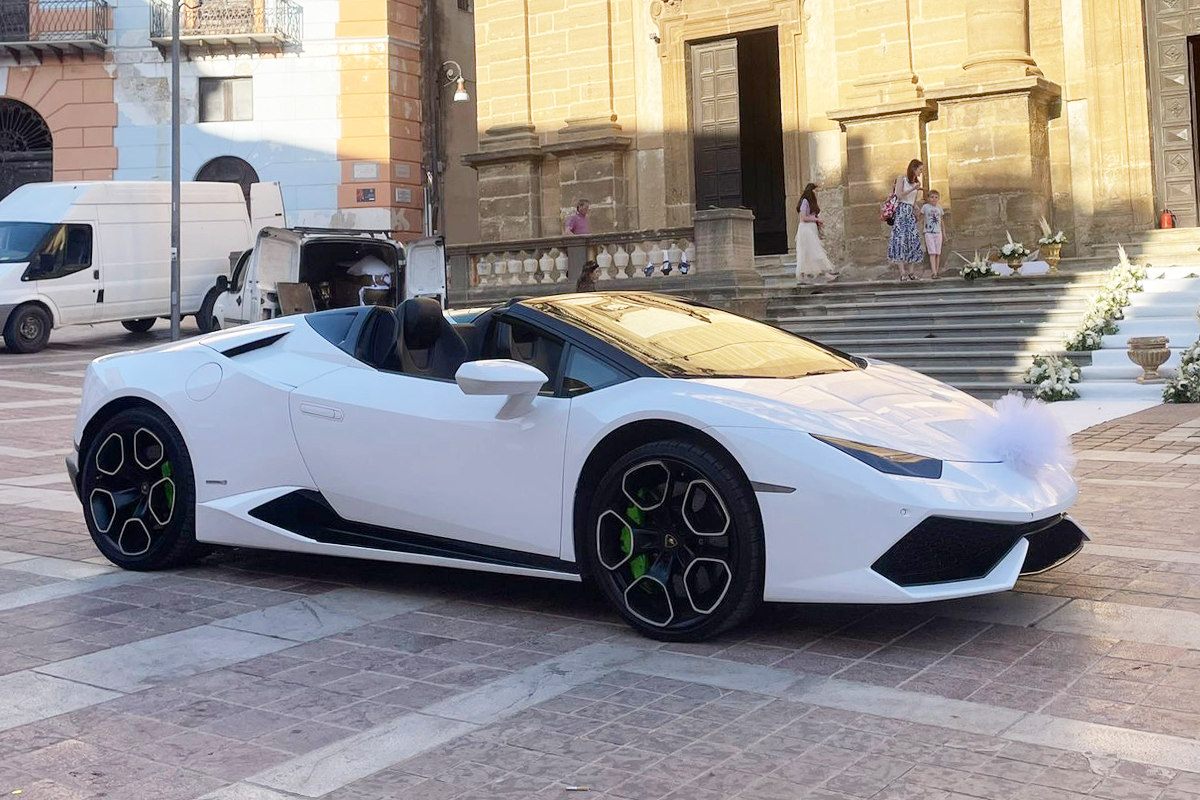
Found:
[970,393,1076,479]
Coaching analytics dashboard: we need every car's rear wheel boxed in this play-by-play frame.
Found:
[585,439,763,641]
[3,303,51,353]
[122,318,157,333]
[81,407,203,570]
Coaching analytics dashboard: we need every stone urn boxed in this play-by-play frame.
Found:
[1127,336,1171,384]
[1006,257,1025,276]
[1042,243,1062,274]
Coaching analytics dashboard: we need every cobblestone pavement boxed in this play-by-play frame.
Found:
[1,323,1199,800]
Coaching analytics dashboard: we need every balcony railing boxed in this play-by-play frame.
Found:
[149,0,300,54]
[0,0,109,58]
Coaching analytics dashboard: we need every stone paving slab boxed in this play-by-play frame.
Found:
[0,323,1199,799]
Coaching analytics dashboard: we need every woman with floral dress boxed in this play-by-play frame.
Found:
[888,159,925,281]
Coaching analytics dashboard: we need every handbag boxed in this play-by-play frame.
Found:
[880,191,899,226]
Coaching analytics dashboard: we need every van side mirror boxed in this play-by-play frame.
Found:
[216,275,229,292]
[38,253,55,272]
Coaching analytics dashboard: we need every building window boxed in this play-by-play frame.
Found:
[198,77,253,122]
[457,0,472,11]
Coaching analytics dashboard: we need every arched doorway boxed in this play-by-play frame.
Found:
[195,156,258,208]
[0,99,53,201]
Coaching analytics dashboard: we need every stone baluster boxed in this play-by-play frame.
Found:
[612,244,630,279]
[596,246,614,281]
[647,243,663,279]
[630,243,648,278]
[682,242,695,275]
[475,255,491,287]
[667,242,683,276]
[507,253,523,285]
[554,249,569,282]
[522,251,539,284]
[538,250,555,284]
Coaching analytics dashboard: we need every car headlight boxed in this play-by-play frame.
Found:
[812,435,943,479]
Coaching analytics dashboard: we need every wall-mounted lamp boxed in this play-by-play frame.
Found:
[443,60,471,103]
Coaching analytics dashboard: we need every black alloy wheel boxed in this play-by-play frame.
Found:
[586,439,763,641]
[3,303,51,353]
[80,407,203,570]
[122,318,157,333]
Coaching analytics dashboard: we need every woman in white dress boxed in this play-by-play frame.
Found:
[795,182,834,283]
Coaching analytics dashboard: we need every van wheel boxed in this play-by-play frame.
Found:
[196,287,221,334]
[122,318,156,334]
[3,303,52,354]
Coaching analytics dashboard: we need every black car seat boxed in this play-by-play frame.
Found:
[356,307,400,371]
[397,297,468,380]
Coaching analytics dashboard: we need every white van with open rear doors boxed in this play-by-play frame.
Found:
[0,180,284,353]
[207,228,446,329]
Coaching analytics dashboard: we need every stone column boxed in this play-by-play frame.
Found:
[961,0,1041,80]
[828,102,938,270]
[850,0,922,105]
[543,117,632,234]
[925,0,1060,253]
[462,124,544,242]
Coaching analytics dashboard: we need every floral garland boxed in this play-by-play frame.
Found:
[1024,354,1081,402]
[1063,245,1147,351]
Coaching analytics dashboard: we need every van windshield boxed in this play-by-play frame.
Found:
[0,222,54,263]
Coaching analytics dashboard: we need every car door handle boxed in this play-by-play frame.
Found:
[299,403,343,421]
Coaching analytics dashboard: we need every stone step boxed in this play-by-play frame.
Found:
[1095,319,1200,344]
[868,350,1090,369]
[781,320,1081,340]
[811,335,1073,353]
[768,293,1094,314]
[772,307,1088,327]
[1123,302,1199,319]
[1075,380,1167,401]
[1139,277,1200,294]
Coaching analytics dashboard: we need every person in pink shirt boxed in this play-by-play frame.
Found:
[565,199,590,235]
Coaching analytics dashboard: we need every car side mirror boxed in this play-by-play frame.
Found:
[455,359,548,419]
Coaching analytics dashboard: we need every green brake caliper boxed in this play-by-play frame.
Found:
[624,505,647,580]
[161,461,175,509]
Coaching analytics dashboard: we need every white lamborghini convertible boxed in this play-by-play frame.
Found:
[68,292,1086,640]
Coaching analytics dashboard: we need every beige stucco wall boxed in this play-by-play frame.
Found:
[469,0,1156,260]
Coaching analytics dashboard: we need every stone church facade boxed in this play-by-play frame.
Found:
[464,0,1175,268]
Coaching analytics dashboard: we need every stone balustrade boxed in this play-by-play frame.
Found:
[449,228,697,289]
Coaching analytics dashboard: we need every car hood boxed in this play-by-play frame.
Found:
[694,361,1000,463]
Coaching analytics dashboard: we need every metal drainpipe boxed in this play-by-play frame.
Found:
[421,0,441,237]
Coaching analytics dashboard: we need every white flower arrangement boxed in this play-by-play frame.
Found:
[1164,338,1200,403]
[1063,244,1147,351]
[999,231,1030,260]
[955,251,996,281]
[1024,354,1081,402]
[1037,216,1069,246]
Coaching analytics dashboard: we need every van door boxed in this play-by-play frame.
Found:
[249,183,286,238]
[402,235,446,307]
[29,222,100,325]
[245,228,300,323]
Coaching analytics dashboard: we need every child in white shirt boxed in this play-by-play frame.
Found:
[919,191,946,279]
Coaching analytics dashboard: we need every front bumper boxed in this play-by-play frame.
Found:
[0,304,15,333]
[66,446,80,501]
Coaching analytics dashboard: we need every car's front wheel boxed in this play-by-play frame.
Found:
[80,407,203,570]
[585,439,764,641]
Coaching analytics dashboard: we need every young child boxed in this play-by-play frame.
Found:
[919,191,946,279]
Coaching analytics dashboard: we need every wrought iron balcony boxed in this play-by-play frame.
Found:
[0,0,109,59]
[149,0,301,55]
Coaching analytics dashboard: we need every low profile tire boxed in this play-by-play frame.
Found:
[3,303,51,353]
[196,287,221,334]
[585,439,764,642]
[122,318,157,334]
[81,407,203,570]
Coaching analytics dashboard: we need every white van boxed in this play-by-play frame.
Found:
[0,181,284,353]
[209,227,446,329]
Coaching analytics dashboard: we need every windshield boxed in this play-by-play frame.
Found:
[0,222,54,263]
[526,293,859,379]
